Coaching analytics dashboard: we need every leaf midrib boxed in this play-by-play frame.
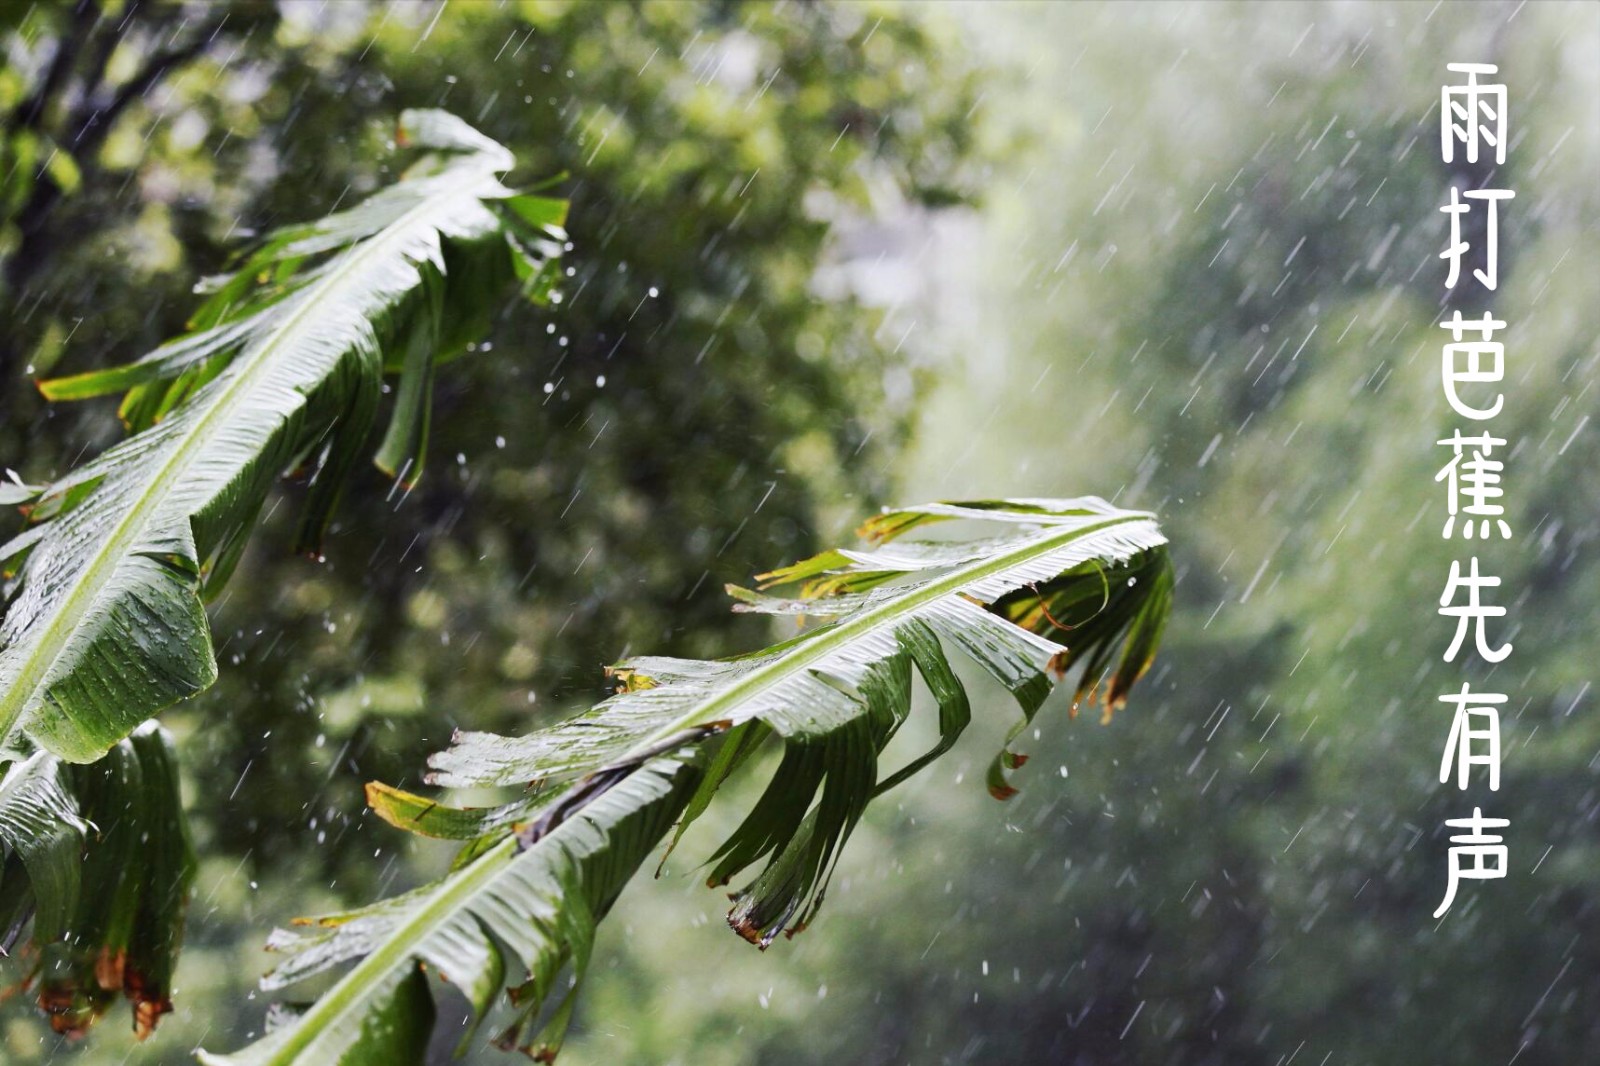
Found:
[0,164,502,755]
[624,512,1157,759]
[223,832,521,1066]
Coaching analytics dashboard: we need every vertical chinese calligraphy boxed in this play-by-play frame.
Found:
[1434,63,1515,920]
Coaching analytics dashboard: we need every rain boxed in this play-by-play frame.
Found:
[0,2,1596,1065]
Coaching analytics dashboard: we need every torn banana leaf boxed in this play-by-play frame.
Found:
[0,722,194,1040]
[198,757,698,1066]
[210,498,1171,1064]
[0,109,564,764]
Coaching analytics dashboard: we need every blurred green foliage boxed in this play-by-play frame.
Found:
[2,1,1597,1064]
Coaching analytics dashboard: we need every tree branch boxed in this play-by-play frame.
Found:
[0,6,231,387]
[71,11,232,160]
[10,0,100,134]
[65,0,143,140]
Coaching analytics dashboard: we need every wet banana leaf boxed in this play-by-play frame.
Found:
[0,109,565,764]
[0,722,194,1040]
[208,498,1171,1064]
[198,757,698,1066]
